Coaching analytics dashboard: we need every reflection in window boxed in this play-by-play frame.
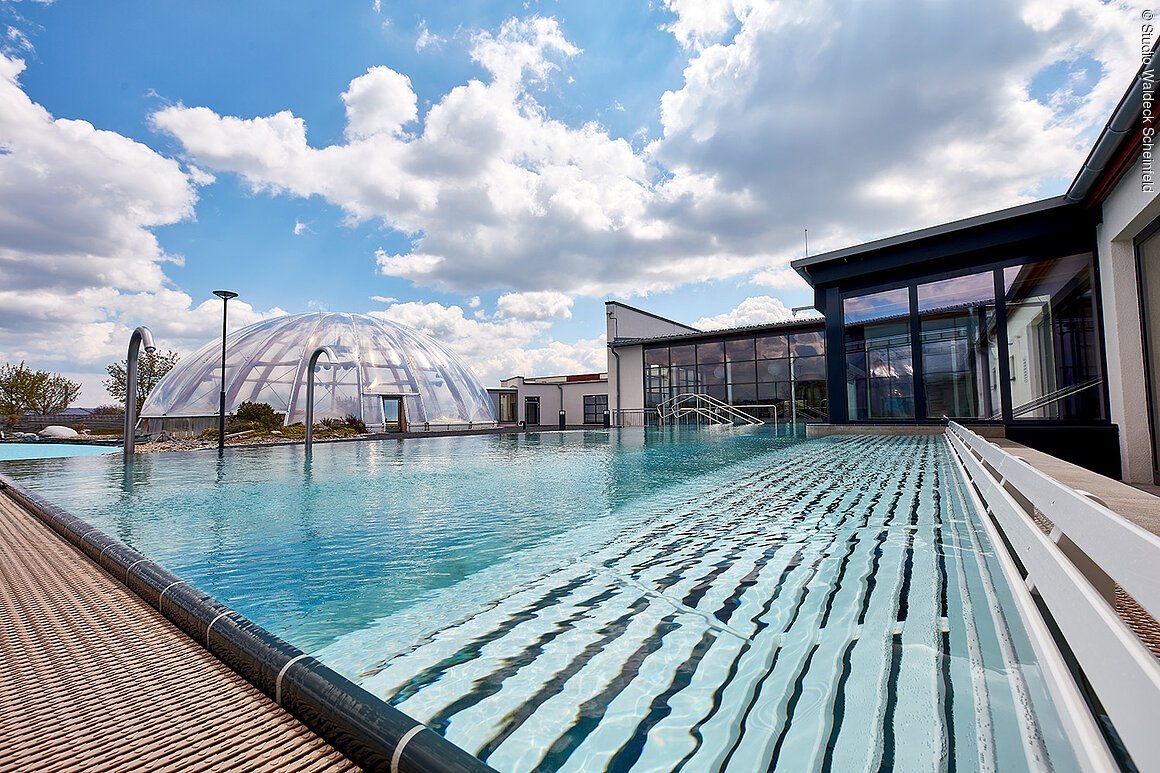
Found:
[644,346,669,408]
[789,331,825,357]
[726,338,755,362]
[843,287,910,325]
[1004,254,1103,420]
[918,271,999,419]
[696,341,724,364]
[845,289,914,419]
[669,344,696,366]
[757,335,789,359]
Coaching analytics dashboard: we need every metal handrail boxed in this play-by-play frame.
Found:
[656,393,763,426]
[986,377,1102,420]
[1011,376,1103,418]
[945,421,1160,769]
[610,409,650,427]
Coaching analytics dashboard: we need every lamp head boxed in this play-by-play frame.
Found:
[213,289,239,301]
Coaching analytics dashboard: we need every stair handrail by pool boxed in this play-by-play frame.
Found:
[657,393,763,426]
[945,421,1160,771]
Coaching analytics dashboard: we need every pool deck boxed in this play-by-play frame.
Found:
[0,491,357,772]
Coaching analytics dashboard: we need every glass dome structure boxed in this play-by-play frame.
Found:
[140,312,497,429]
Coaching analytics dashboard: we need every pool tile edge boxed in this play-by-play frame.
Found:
[0,472,495,773]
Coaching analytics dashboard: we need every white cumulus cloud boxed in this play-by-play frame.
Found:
[372,299,604,385]
[496,290,573,321]
[693,296,795,330]
[149,4,1140,310]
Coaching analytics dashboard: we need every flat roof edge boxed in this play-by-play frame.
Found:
[791,196,1073,273]
[604,300,699,333]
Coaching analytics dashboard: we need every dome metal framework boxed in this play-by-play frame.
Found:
[140,312,497,430]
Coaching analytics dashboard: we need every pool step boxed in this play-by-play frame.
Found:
[352,436,1073,773]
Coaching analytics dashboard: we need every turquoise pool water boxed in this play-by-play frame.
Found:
[0,442,118,461]
[1,429,1081,771]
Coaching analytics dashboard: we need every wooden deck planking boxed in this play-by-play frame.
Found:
[0,492,356,773]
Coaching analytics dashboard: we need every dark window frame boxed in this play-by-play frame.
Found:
[583,394,608,424]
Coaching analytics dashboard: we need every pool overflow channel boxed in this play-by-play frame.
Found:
[4,428,1156,772]
[0,474,493,773]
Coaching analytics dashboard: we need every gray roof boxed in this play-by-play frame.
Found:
[790,197,1070,276]
[609,315,824,348]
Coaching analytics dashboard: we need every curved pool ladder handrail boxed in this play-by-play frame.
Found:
[124,326,156,458]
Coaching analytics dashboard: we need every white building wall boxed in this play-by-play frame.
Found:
[500,376,610,426]
[605,301,697,341]
[1097,157,1160,483]
[606,344,645,421]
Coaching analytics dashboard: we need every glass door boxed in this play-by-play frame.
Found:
[381,396,405,432]
[525,397,540,425]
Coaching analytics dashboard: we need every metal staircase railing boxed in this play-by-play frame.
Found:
[986,377,1102,420]
[656,393,764,426]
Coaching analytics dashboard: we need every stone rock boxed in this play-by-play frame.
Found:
[38,425,80,438]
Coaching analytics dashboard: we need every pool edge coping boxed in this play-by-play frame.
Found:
[0,472,495,773]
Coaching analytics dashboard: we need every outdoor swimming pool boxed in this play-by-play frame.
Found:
[0,442,118,461]
[1,428,1081,771]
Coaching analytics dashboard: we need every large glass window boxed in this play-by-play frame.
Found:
[644,346,670,408]
[1003,254,1103,420]
[640,330,827,421]
[918,271,1000,419]
[845,288,914,419]
[583,394,608,424]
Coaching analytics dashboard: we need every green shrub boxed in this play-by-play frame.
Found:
[229,402,283,432]
[282,423,306,439]
[344,414,367,433]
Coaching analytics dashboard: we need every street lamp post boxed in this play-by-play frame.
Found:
[213,290,238,453]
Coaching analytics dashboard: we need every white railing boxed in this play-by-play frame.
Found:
[610,409,651,428]
[945,421,1160,771]
[656,393,764,426]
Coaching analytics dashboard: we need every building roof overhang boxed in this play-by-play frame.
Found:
[789,48,1155,297]
[790,196,1097,296]
[607,316,825,348]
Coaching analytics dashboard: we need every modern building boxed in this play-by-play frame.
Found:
[586,57,1156,485]
[605,301,826,426]
[141,312,497,435]
[489,373,609,428]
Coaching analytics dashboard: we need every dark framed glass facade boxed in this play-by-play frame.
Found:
[845,287,914,420]
[917,271,1000,420]
[1003,255,1103,421]
[583,394,608,424]
[838,253,1104,423]
[642,330,827,422]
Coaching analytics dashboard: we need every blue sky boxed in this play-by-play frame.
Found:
[0,0,1145,402]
